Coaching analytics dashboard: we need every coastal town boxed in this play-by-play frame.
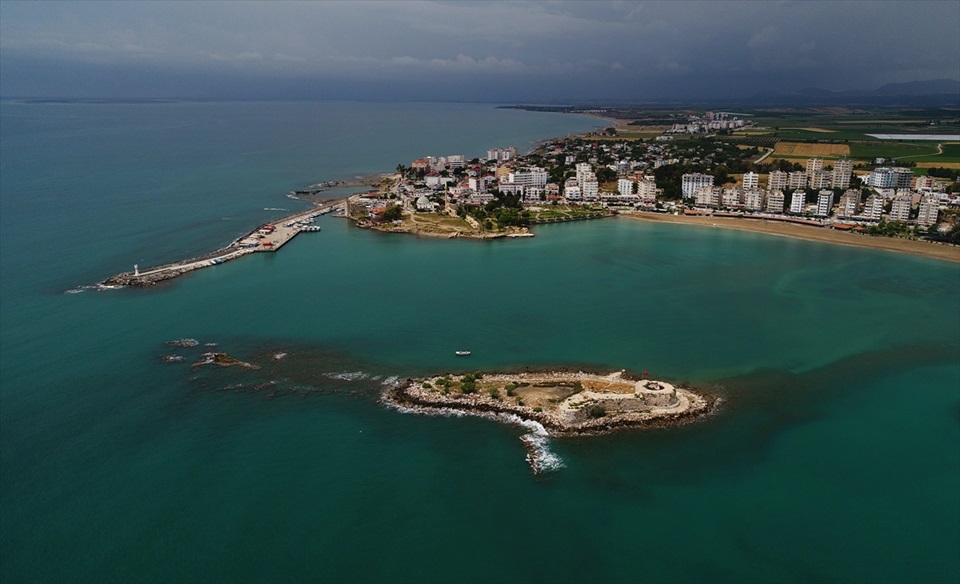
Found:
[101,108,959,288]
[347,109,960,243]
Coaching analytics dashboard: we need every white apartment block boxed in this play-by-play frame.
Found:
[766,190,785,213]
[696,186,720,208]
[866,167,913,190]
[917,194,940,226]
[863,194,884,221]
[681,173,714,198]
[743,189,764,211]
[508,167,548,188]
[838,190,861,217]
[468,176,490,193]
[498,183,525,197]
[832,159,853,189]
[816,190,834,217]
[581,175,600,200]
[636,178,658,199]
[446,154,465,169]
[618,179,634,196]
[808,172,831,190]
[722,187,743,208]
[564,184,582,200]
[806,158,824,176]
[523,187,544,203]
[788,171,808,190]
[889,193,912,221]
[575,163,593,186]
[742,172,759,189]
[790,190,806,214]
[768,171,788,191]
[485,146,517,162]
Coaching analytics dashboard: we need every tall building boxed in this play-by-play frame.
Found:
[618,179,634,196]
[508,167,548,188]
[721,187,743,208]
[766,190,785,213]
[866,167,913,190]
[743,189,764,211]
[788,171,808,190]
[742,171,759,189]
[832,158,853,189]
[863,194,884,221]
[681,173,714,198]
[768,170,788,191]
[695,186,720,208]
[892,167,913,190]
[790,190,806,214]
[575,163,593,186]
[809,172,831,190]
[917,194,940,226]
[580,173,599,201]
[636,178,658,199]
[838,189,861,217]
[889,192,912,221]
[816,190,834,217]
[806,158,824,176]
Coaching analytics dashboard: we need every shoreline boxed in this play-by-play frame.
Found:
[625,211,960,263]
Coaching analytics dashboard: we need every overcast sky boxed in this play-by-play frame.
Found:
[2,0,958,101]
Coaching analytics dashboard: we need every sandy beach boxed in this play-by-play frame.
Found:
[626,212,960,263]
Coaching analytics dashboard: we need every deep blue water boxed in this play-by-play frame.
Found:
[1,101,958,583]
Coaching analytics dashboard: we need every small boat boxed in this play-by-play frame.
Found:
[455,350,471,356]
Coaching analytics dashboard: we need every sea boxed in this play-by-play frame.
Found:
[1,100,958,584]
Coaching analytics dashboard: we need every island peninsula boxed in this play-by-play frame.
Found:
[384,370,713,437]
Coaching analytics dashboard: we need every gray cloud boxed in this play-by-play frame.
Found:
[1,0,957,100]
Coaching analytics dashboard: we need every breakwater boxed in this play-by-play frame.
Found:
[101,200,344,287]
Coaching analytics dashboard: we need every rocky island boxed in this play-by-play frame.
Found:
[384,369,713,436]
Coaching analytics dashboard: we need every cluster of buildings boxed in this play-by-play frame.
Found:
[391,144,666,212]
[682,157,950,226]
[668,112,750,135]
[358,137,954,233]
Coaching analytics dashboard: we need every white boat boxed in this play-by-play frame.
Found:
[455,350,471,356]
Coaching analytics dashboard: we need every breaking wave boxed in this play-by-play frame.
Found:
[325,371,369,381]
[384,402,563,475]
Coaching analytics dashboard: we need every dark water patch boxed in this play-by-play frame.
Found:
[559,340,959,491]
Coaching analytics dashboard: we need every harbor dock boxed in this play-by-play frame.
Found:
[101,200,343,287]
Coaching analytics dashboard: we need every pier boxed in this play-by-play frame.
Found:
[101,200,344,287]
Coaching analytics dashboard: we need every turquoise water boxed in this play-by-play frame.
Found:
[2,101,958,583]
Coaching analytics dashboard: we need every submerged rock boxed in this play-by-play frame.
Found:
[192,352,261,370]
[166,338,199,348]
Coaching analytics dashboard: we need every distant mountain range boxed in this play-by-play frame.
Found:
[763,79,960,106]
[795,79,960,98]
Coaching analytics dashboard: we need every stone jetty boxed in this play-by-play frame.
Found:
[101,200,343,287]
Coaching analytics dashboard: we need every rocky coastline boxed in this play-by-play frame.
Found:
[383,369,716,437]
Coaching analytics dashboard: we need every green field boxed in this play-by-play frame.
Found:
[848,141,943,161]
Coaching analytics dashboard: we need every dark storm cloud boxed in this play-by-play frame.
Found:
[1,0,957,100]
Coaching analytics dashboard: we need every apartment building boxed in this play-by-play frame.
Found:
[681,173,714,198]
[838,189,861,217]
[863,194,884,221]
[768,170,788,191]
[816,190,834,217]
[766,190,785,213]
[832,158,853,189]
[889,192,912,221]
[790,190,806,214]
[788,171,808,190]
[917,194,940,226]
